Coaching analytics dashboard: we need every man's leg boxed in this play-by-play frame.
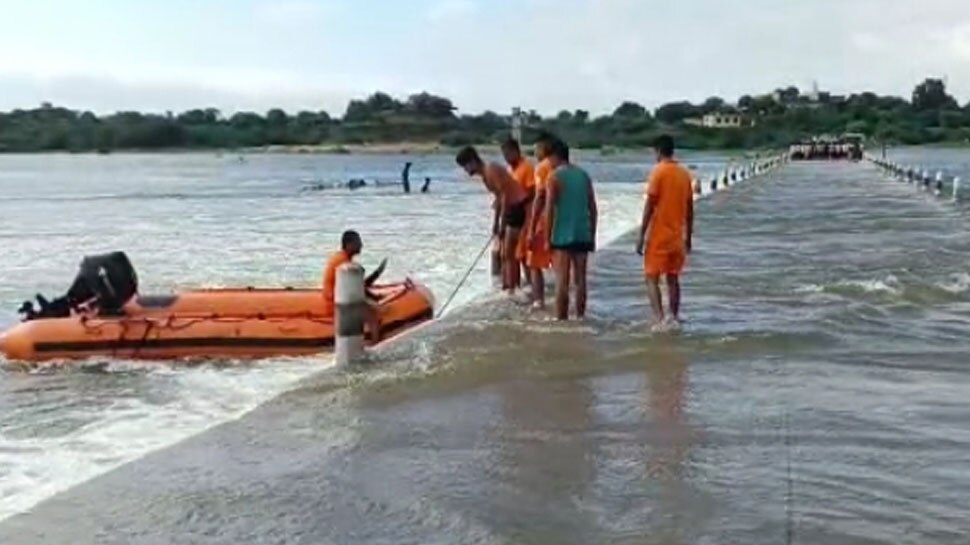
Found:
[666,274,681,322]
[504,227,521,292]
[573,251,589,319]
[645,250,666,326]
[531,267,545,310]
[645,275,665,326]
[554,251,571,321]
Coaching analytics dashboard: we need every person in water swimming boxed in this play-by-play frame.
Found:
[402,162,413,194]
[322,230,381,342]
[502,137,535,292]
[544,139,597,321]
[637,134,694,330]
[456,145,529,295]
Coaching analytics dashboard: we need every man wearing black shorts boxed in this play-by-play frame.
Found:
[457,145,530,294]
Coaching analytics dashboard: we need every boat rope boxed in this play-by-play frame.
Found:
[437,236,494,318]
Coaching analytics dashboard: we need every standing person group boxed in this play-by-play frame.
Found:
[457,132,598,321]
[456,132,693,329]
[322,133,693,333]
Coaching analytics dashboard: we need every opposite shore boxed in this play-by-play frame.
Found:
[1,78,968,154]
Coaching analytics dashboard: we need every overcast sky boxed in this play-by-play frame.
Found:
[1,0,968,116]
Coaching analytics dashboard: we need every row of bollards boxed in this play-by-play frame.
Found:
[692,153,790,199]
[867,155,961,203]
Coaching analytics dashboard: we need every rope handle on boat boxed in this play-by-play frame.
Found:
[437,235,493,318]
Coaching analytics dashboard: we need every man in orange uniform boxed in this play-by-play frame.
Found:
[322,230,381,342]
[526,131,558,310]
[502,137,535,293]
[456,146,530,296]
[636,135,694,330]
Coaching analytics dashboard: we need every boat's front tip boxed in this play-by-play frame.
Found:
[0,331,9,360]
[0,324,34,362]
[415,282,436,317]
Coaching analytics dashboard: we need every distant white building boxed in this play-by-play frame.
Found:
[702,112,741,128]
[685,109,753,129]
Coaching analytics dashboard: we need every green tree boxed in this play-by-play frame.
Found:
[613,101,648,118]
[912,78,958,111]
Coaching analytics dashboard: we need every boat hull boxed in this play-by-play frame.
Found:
[0,282,434,362]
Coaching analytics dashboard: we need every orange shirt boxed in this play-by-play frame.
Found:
[534,158,553,191]
[321,250,351,317]
[510,159,535,192]
[645,159,692,253]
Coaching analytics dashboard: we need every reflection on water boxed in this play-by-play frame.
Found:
[492,330,597,545]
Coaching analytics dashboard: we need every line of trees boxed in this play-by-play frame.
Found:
[0,79,967,152]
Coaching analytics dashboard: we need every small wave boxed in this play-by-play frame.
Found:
[796,276,902,297]
[938,273,970,294]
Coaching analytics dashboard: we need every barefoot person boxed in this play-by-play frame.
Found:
[526,131,558,309]
[456,146,529,294]
[322,230,381,342]
[502,137,535,293]
[636,135,694,329]
[544,139,597,321]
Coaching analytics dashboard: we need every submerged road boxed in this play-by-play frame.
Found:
[3,162,970,544]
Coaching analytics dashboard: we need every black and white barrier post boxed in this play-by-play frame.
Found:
[868,156,963,203]
[693,153,786,201]
[335,262,366,366]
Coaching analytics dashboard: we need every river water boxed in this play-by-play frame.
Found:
[1,149,969,544]
[0,150,724,525]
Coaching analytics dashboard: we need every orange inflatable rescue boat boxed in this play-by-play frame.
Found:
[0,252,434,363]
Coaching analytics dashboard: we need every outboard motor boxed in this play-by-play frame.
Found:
[18,252,139,321]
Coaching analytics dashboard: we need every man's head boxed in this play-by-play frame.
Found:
[500,137,522,166]
[535,130,558,161]
[548,138,570,167]
[653,134,675,161]
[455,146,484,176]
[341,230,362,257]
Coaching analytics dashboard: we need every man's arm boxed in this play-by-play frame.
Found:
[638,170,659,255]
[492,197,501,237]
[685,190,694,253]
[544,175,559,244]
[637,198,654,256]
[529,188,544,243]
[587,176,598,249]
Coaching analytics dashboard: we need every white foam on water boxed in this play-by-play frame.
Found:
[0,358,322,521]
[836,275,901,295]
[795,276,902,297]
[938,272,970,294]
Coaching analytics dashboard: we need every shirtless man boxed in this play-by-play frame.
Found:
[456,145,530,294]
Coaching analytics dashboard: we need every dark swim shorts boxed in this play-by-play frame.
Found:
[503,200,528,229]
[551,241,595,253]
